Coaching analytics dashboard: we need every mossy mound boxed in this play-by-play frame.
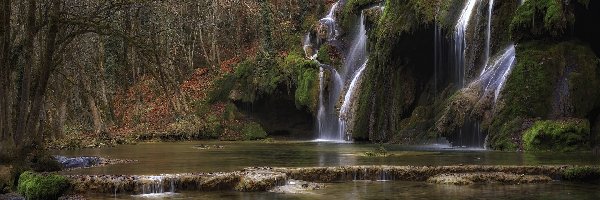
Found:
[522,118,591,152]
[17,171,70,200]
[488,40,600,150]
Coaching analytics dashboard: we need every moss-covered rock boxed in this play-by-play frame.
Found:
[562,166,600,182]
[522,118,591,152]
[17,171,70,200]
[242,122,268,140]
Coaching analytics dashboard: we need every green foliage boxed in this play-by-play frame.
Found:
[563,166,600,182]
[208,74,236,103]
[489,118,522,151]
[242,122,268,140]
[17,171,70,200]
[295,68,319,112]
[522,119,590,152]
[510,0,574,42]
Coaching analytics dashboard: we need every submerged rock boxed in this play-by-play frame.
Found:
[192,144,225,150]
[269,179,323,194]
[55,156,135,170]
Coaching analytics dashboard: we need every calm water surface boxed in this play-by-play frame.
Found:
[55,141,600,175]
[55,141,600,199]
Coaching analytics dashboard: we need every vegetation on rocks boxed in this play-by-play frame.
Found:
[17,171,70,200]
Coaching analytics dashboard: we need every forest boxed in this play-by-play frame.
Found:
[1,0,600,199]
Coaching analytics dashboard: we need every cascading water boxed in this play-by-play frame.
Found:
[312,2,371,141]
[136,176,176,196]
[478,45,516,102]
[454,0,480,89]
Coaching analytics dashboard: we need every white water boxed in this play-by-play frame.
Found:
[478,45,516,102]
[454,0,480,89]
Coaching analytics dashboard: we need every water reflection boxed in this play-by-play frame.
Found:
[55,141,600,175]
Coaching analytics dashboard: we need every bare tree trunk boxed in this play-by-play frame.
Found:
[15,0,36,144]
[54,95,67,139]
[0,0,11,142]
[81,77,103,134]
[25,0,59,143]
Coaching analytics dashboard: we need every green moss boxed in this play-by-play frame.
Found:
[563,166,600,182]
[242,122,268,140]
[17,171,70,200]
[510,0,574,42]
[295,68,319,112]
[489,118,522,151]
[522,119,590,152]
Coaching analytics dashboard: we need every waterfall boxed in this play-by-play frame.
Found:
[312,2,371,141]
[454,0,480,89]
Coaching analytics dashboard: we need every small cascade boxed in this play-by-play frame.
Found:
[303,33,317,60]
[454,0,480,89]
[339,60,368,140]
[484,0,494,65]
[136,176,176,195]
[320,2,340,41]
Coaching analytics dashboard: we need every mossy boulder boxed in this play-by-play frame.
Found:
[522,118,591,152]
[17,171,70,200]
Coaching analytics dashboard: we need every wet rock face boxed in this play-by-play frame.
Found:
[427,172,553,185]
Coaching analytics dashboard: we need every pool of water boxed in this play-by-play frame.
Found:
[55,141,600,175]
